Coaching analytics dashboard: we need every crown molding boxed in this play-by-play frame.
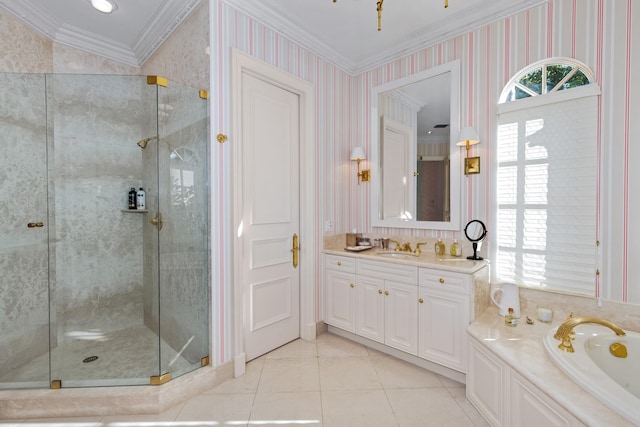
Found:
[0,0,202,67]
[227,0,548,76]
[134,0,202,65]
[0,0,61,39]
[55,23,139,65]
[222,0,357,73]
[352,0,548,75]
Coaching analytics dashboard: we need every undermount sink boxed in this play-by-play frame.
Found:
[376,251,419,258]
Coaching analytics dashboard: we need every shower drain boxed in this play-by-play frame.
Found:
[83,356,99,363]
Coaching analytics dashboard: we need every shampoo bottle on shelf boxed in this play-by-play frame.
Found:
[136,187,146,210]
[128,187,137,209]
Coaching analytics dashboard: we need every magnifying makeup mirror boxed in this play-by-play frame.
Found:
[464,219,487,260]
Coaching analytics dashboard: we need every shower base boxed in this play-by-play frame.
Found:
[0,322,230,420]
[0,361,232,419]
[0,324,193,388]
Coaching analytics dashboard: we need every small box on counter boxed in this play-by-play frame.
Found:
[346,233,361,247]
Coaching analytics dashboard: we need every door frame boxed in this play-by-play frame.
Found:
[231,49,316,376]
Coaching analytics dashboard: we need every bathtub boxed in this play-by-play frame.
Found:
[543,324,640,425]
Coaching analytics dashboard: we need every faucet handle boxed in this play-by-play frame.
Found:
[414,242,427,254]
[390,240,401,251]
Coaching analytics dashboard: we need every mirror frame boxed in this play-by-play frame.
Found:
[370,60,461,230]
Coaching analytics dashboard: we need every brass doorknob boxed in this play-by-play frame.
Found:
[149,213,163,230]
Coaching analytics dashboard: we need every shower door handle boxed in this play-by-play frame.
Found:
[149,212,163,231]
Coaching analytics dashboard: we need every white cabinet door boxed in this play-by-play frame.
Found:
[325,269,356,332]
[510,371,586,427]
[467,337,509,427]
[384,280,418,355]
[418,286,468,372]
[356,275,385,343]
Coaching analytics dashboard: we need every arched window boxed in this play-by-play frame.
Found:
[493,58,600,296]
[499,58,594,103]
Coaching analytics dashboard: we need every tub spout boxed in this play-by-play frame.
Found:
[553,315,626,353]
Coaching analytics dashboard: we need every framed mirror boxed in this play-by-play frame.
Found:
[370,60,461,230]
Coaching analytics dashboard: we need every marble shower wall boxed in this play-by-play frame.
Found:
[0,73,50,378]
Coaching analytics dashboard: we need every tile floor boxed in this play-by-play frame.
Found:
[2,333,489,427]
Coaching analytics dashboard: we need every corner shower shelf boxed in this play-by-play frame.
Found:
[121,209,149,213]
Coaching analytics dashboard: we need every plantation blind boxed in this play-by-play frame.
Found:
[495,93,598,295]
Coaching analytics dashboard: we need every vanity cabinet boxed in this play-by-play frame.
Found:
[356,259,418,354]
[324,251,489,377]
[418,269,469,372]
[467,336,586,427]
[324,254,356,332]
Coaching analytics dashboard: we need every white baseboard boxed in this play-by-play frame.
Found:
[233,353,246,378]
[328,326,466,384]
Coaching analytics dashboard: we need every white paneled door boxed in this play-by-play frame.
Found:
[241,72,300,361]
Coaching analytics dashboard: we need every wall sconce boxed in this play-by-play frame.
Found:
[350,146,370,184]
[456,127,480,175]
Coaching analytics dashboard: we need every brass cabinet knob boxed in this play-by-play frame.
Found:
[27,222,44,228]
[384,290,389,296]
[350,283,355,288]
[337,261,342,266]
[378,289,383,294]
[439,278,445,284]
[419,298,424,304]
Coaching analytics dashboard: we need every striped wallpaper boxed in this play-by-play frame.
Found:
[211,0,639,364]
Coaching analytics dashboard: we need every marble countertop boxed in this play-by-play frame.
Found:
[323,247,489,274]
[468,307,636,427]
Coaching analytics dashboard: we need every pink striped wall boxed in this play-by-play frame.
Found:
[356,0,638,302]
[211,0,360,364]
[211,0,639,364]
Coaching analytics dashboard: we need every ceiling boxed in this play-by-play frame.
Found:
[1,0,545,72]
[0,0,203,66]
[0,0,543,141]
[235,0,545,74]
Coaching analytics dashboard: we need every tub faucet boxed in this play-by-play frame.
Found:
[553,314,626,353]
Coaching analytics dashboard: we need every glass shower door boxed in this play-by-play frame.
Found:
[0,73,50,389]
[156,81,209,380]
[47,74,160,387]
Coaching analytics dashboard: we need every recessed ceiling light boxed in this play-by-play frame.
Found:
[90,0,118,14]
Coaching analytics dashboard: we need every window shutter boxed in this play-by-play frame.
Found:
[496,95,598,294]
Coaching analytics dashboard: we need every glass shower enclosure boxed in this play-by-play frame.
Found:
[0,73,209,388]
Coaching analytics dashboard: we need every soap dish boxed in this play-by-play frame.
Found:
[345,246,372,252]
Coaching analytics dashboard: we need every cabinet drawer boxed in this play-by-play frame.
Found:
[419,269,469,294]
[325,254,356,273]
[357,258,418,284]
